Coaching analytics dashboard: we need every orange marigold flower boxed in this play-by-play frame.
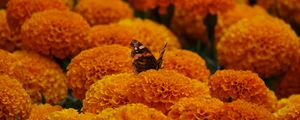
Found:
[64,0,74,9]
[163,49,210,82]
[96,103,168,120]
[213,100,276,120]
[275,95,300,120]
[67,45,132,100]
[215,4,269,44]
[256,0,275,9]
[12,50,67,104]
[0,75,31,120]
[6,0,68,35]
[208,70,277,111]
[83,73,135,114]
[277,0,300,32]
[0,10,15,52]
[127,70,210,113]
[217,16,300,78]
[74,0,133,26]
[28,104,62,120]
[276,95,300,110]
[46,109,96,120]
[167,96,224,119]
[128,0,172,15]
[117,18,181,52]
[20,10,91,59]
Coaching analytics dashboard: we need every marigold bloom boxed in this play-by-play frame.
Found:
[46,109,96,120]
[0,75,31,120]
[96,103,168,120]
[274,95,300,120]
[213,100,276,120]
[215,4,269,44]
[208,70,277,111]
[163,49,210,82]
[28,104,63,120]
[75,0,133,26]
[168,96,224,119]
[217,16,300,78]
[0,10,15,51]
[83,73,135,114]
[12,50,67,104]
[117,18,181,52]
[128,0,172,14]
[276,95,300,110]
[277,0,300,33]
[127,70,210,113]
[6,0,68,35]
[256,0,275,9]
[67,45,132,100]
[20,10,90,59]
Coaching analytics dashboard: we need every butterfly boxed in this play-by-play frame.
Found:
[130,39,167,73]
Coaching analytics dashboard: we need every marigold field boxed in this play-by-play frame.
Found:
[1,0,300,119]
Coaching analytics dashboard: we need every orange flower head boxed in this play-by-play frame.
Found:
[20,10,91,59]
[215,4,269,44]
[127,70,210,113]
[217,16,300,78]
[96,103,168,120]
[168,96,224,119]
[275,95,300,120]
[28,104,63,120]
[213,100,276,120]
[0,75,31,120]
[12,50,67,104]
[6,0,68,34]
[67,45,132,100]
[117,18,181,52]
[75,0,133,26]
[82,73,135,114]
[208,70,277,111]
[163,49,210,82]
[46,109,96,120]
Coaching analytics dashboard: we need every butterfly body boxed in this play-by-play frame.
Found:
[130,40,167,73]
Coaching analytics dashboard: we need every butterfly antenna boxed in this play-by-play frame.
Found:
[157,42,167,69]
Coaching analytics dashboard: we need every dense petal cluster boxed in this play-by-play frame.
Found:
[75,0,133,26]
[277,0,300,31]
[96,103,168,120]
[213,100,276,120]
[274,95,300,120]
[117,18,181,52]
[0,75,31,120]
[28,104,63,120]
[87,24,135,48]
[215,4,269,43]
[208,70,277,110]
[127,70,210,113]
[20,10,91,59]
[217,16,300,78]
[128,0,172,14]
[6,0,68,34]
[12,50,67,104]
[168,96,224,119]
[46,109,96,120]
[67,45,132,99]
[0,10,15,51]
[83,73,135,114]
[163,49,210,82]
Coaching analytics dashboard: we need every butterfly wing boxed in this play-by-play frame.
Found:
[156,43,167,69]
[130,40,158,73]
